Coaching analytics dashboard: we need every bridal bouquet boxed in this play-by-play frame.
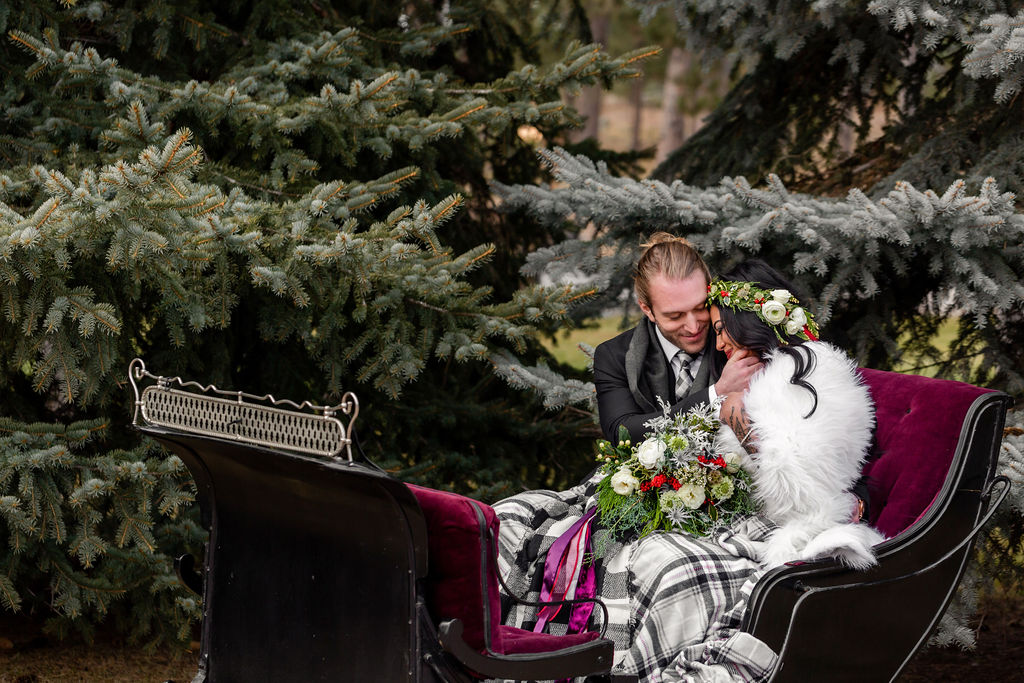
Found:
[593,400,759,542]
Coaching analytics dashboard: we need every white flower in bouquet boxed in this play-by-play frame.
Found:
[770,288,792,303]
[722,451,744,474]
[760,300,787,324]
[659,489,681,513]
[710,476,735,502]
[636,438,667,469]
[610,467,639,496]
[676,482,704,510]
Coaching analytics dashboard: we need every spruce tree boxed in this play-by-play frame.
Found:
[0,0,650,642]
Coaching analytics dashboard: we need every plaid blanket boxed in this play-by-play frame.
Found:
[494,474,778,683]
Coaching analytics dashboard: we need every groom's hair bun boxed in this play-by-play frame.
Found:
[634,232,710,307]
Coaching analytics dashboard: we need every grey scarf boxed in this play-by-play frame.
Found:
[624,319,711,412]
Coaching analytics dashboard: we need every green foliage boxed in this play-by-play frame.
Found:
[631,1,1024,195]
[0,0,652,643]
[0,417,202,643]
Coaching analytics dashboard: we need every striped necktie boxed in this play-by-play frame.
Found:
[674,351,694,399]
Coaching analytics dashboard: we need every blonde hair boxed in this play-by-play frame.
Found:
[634,232,711,306]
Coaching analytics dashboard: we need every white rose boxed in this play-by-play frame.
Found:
[784,318,803,335]
[771,289,792,303]
[636,438,667,470]
[676,482,705,510]
[610,467,639,496]
[722,451,743,474]
[761,300,787,324]
[788,306,807,326]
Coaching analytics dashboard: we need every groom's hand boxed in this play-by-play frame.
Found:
[714,349,763,397]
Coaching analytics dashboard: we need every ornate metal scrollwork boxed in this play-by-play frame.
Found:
[129,358,359,461]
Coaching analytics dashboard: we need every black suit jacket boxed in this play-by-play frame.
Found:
[594,318,725,443]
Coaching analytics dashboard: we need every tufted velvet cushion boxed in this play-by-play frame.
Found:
[408,485,601,657]
[859,369,991,540]
[496,624,601,653]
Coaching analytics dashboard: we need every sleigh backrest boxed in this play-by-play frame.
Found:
[408,484,503,652]
[858,368,996,540]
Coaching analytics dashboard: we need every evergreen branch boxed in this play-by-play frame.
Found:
[0,573,21,612]
[621,48,662,66]
[34,198,61,229]
[405,297,476,318]
[209,171,298,197]
[441,87,522,95]
[449,104,487,122]
[7,30,43,56]
[365,74,398,98]
[179,15,232,40]
[44,548,133,596]
[466,244,495,268]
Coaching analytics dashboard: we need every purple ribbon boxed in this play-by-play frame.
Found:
[533,507,598,634]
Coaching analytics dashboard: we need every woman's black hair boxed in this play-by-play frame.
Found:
[715,259,819,417]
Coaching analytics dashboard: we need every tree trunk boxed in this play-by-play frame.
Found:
[655,45,690,165]
[570,12,611,142]
[630,73,646,150]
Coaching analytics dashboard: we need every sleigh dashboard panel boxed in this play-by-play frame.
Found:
[129,359,430,681]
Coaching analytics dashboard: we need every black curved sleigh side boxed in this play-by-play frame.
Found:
[128,360,1011,682]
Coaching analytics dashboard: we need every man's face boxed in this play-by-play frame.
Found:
[638,270,711,354]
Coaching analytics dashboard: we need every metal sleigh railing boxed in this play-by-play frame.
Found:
[128,357,360,461]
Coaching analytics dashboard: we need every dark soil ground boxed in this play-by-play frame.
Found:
[1,594,1021,682]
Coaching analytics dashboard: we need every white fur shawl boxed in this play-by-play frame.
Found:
[740,341,886,569]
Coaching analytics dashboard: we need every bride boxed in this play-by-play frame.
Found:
[493,260,883,682]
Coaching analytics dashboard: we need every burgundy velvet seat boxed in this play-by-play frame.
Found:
[407,484,617,680]
[859,368,994,539]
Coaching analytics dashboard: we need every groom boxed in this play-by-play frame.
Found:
[594,233,762,443]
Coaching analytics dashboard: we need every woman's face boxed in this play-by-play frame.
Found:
[710,305,745,360]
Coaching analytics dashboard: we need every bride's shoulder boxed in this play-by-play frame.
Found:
[765,341,855,369]
[755,341,859,388]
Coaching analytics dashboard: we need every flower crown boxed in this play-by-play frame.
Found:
[706,279,820,343]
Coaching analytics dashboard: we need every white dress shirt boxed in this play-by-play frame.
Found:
[652,324,719,406]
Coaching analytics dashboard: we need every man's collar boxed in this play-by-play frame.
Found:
[651,321,699,362]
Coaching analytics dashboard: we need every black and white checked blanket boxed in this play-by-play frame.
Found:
[493,474,778,683]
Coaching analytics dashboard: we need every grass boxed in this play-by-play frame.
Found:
[541,315,638,370]
[890,316,967,376]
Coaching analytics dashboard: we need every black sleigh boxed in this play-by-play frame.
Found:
[127,359,1011,682]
